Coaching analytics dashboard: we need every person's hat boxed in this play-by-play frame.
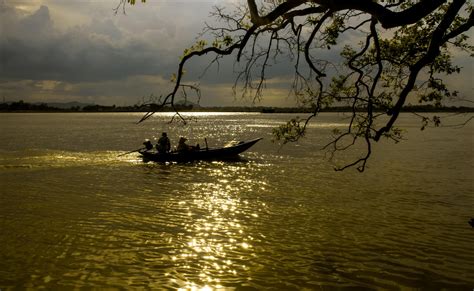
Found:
[162,132,167,136]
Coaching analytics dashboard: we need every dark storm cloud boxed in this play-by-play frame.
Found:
[0,4,178,82]
[0,0,263,105]
[0,1,339,85]
[0,1,471,106]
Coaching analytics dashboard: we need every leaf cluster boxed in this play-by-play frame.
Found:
[272,117,306,144]
[127,0,145,5]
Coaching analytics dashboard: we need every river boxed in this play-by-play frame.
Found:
[0,112,473,289]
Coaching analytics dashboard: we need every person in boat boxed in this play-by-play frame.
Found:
[143,140,153,151]
[156,132,171,154]
[177,137,200,152]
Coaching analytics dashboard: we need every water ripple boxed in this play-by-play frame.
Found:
[1,113,473,289]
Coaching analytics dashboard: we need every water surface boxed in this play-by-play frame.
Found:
[1,112,473,289]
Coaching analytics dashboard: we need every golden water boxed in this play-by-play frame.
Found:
[0,113,473,289]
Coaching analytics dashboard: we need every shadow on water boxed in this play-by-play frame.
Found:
[141,155,251,166]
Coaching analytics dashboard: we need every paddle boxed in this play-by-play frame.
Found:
[117,147,145,157]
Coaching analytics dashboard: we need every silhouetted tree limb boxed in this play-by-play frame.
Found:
[123,0,472,171]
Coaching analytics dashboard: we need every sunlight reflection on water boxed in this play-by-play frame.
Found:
[1,113,473,289]
[150,112,260,118]
[0,151,144,172]
[158,163,268,288]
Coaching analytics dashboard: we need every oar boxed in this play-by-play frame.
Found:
[117,147,145,157]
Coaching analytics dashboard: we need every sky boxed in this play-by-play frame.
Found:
[0,0,473,107]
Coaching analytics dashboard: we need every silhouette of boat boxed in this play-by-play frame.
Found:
[139,138,262,162]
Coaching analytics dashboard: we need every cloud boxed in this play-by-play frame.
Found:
[0,75,176,105]
[199,80,300,107]
[0,3,180,83]
[0,0,472,107]
[0,0,299,105]
[0,1,226,104]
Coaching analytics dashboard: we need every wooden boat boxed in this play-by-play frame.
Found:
[139,138,262,162]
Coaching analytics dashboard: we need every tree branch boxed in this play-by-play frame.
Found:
[375,0,467,141]
[248,0,448,29]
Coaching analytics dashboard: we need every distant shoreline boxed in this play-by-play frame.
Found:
[1,101,473,113]
[2,108,474,114]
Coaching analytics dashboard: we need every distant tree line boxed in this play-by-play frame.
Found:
[0,100,194,112]
[1,100,473,113]
[0,100,71,112]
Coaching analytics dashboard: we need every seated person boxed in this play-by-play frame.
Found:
[143,140,153,151]
[156,132,171,153]
[177,137,200,152]
[177,137,190,152]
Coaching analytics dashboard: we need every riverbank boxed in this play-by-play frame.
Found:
[1,101,473,113]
